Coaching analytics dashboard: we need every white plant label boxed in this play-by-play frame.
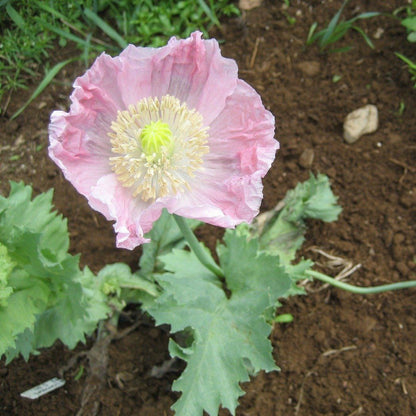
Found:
[20,377,66,399]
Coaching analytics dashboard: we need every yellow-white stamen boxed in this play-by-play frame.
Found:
[109,95,209,201]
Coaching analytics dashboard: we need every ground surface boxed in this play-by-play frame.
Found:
[1,0,415,415]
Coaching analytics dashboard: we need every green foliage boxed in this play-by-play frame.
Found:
[401,16,416,42]
[254,173,342,265]
[0,182,156,363]
[394,1,416,42]
[243,173,342,297]
[141,173,341,415]
[146,230,292,416]
[394,2,416,87]
[0,182,102,361]
[306,0,380,52]
[105,0,239,47]
[0,0,239,114]
[0,172,342,414]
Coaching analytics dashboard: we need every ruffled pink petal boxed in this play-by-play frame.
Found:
[121,32,238,124]
[89,174,165,249]
[49,111,113,197]
[160,79,277,227]
[48,53,130,200]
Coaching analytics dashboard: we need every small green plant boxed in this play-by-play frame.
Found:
[283,11,296,25]
[394,0,416,42]
[332,74,342,83]
[306,0,380,52]
[401,15,416,42]
[394,1,416,87]
[0,182,157,363]
[396,52,416,87]
[395,99,406,116]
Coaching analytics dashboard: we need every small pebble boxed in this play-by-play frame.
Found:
[299,148,314,168]
[239,0,262,10]
[373,28,384,39]
[343,104,379,143]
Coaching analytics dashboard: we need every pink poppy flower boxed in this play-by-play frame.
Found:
[48,32,278,249]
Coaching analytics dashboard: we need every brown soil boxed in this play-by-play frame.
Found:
[1,0,415,415]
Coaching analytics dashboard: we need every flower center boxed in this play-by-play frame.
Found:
[109,95,209,201]
[140,120,173,159]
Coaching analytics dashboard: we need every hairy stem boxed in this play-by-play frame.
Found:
[173,215,225,278]
[307,270,416,294]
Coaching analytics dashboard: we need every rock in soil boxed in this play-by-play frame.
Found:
[343,104,379,143]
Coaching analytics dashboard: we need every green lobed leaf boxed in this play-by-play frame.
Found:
[94,262,159,311]
[147,231,292,416]
[0,182,110,361]
[98,263,159,297]
[408,32,416,42]
[0,270,50,356]
[402,16,416,32]
[0,182,69,258]
[29,264,108,353]
[256,173,341,264]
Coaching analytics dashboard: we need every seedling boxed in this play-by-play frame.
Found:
[393,2,416,87]
[394,1,416,42]
[396,53,416,87]
[306,0,380,52]
[396,100,406,116]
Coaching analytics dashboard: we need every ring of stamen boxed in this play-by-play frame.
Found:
[109,95,209,201]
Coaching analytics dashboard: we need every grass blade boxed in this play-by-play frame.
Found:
[33,0,68,21]
[82,33,92,67]
[84,8,128,49]
[395,52,416,69]
[306,22,318,44]
[321,0,349,46]
[6,3,25,30]
[325,22,350,45]
[196,0,220,27]
[352,26,375,49]
[42,22,89,47]
[328,45,353,53]
[10,58,75,120]
[355,12,381,19]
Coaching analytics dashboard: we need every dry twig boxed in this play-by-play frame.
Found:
[300,247,361,292]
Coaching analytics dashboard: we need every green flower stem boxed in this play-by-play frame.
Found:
[173,215,225,278]
[307,269,416,294]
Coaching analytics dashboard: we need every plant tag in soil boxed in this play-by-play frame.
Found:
[20,377,66,399]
